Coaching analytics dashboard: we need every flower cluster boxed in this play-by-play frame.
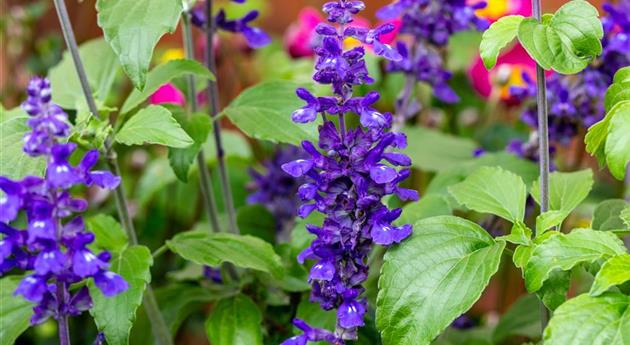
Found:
[511,0,630,144]
[189,0,271,48]
[378,0,489,106]
[0,78,127,325]
[280,2,418,344]
[247,145,306,240]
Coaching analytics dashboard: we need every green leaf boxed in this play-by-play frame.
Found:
[536,270,571,311]
[480,15,524,69]
[89,245,153,345]
[605,107,630,180]
[376,216,505,345]
[294,297,336,345]
[590,254,630,296]
[222,80,321,146]
[396,194,452,226]
[205,295,263,345]
[517,0,603,74]
[202,130,252,165]
[0,108,46,179]
[498,221,532,245]
[535,210,567,233]
[236,204,277,244]
[96,0,182,89]
[85,214,128,253]
[167,231,284,278]
[121,59,215,114]
[115,105,193,148]
[492,294,541,344]
[449,166,527,222]
[0,276,33,345]
[524,229,626,292]
[49,38,120,110]
[622,206,630,228]
[543,293,630,345]
[604,66,630,112]
[404,127,478,172]
[592,199,630,231]
[168,111,212,182]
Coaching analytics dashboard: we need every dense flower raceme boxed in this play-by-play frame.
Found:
[510,0,630,145]
[0,77,127,325]
[378,0,489,106]
[280,2,418,344]
[189,0,271,49]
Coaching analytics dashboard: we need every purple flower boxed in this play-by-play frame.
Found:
[281,2,419,343]
[1,77,127,326]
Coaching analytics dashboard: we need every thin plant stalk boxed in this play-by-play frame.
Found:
[532,0,551,329]
[56,297,71,345]
[205,0,239,234]
[52,1,173,344]
[182,13,221,233]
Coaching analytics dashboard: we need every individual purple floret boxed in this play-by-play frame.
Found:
[189,0,271,48]
[377,0,488,115]
[0,77,127,326]
[280,2,417,343]
[247,145,306,241]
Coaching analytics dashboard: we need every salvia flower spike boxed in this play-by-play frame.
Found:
[0,77,127,327]
[280,1,418,344]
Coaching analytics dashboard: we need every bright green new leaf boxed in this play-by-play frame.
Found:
[0,108,46,179]
[492,294,541,344]
[205,295,263,345]
[89,245,153,345]
[121,59,215,114]
[605,107,630,180]
[592,199,629,231]
[222,80,321,146]
[167,231,284,278]
[0,276,33,345]
[536,210,568,233]
[622,206,630,228]
[524,229,626,292]
[49,38,120,110]
[480,15,524,69]
[404,127,477,172]
[517,0,603,74]
[96,0,182,89]
[586,101,629,165]
[376,216,505,345]
[590,254,630,296]
[115,105,193,148]
[395,194,452,226]
[449,166,527,222]
[604,66,630,111]
[498,221,532,245]
[543,293,630,345]
[168,111,213,182]
[86,214,128,253]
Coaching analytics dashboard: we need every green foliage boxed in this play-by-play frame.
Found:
[403,127,477,172]
[167,231,284,278]
[168,111,213,182]
[376,216,505,345]
[590,254,630,296]
[480,15,524,69]
[96,0,182,89]
[591,199,630,231]
[543,293,630,345]
[222,80,321,146]
[49,38,120,110]
[0,276,33,345]
[396,194,452,226]
[236,204,277,243]
[86,214,129,253]
[115,105,193,148]
[449,166,527,222]
[89,245,153,345]
[492,294,541,344]
[605,108,630,179]
[205,295,263,345]
[0,107,46,179]
[120,59,215,114]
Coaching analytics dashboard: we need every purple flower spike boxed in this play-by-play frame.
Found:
[282,159,314,178]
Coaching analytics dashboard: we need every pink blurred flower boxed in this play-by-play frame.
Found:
[149,83,185,106]
[469,0,531,22]
[376,19,401,45]
[284,7,323,58]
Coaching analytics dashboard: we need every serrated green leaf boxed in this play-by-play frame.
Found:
[524,229,626,292]
[605,107,630,180]
[543,293,630,345]
[535,210,566,233]
[404,127,478,172]
[586,101,629,165]
[167,231,284,278]
[86,214,128,253]
[480,15,524,69]
[536,269,571,310]
[115,105,193,148]
[168,111,212,182]
[498,221,532,245]
[0,108,47,179]
[376,216,505,345]
[449,166,527,222]
[49,38,120,110]
[492,294,541,344]
[396,194,452,226]
[205,295,263,345]
[590,254,630,296]
[592,199,630,231]
[96,0,182,89]
[89,245,153,345]
[0,276,33,345]
[517,0,603,74]
[121,59,215,114]
[622,206,630,228]
[222,80,320,146]
[604,67,630,111]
